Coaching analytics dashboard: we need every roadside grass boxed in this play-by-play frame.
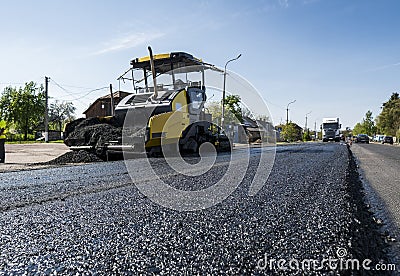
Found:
[6,140,64,144]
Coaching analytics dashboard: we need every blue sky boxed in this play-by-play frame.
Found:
[0,0,399,129]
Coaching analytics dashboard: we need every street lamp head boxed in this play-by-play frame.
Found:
[225,54,242,69]
[286,99,296,125]
[287,99,296,109]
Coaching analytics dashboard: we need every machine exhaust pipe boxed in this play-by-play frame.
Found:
[148,46,157,100]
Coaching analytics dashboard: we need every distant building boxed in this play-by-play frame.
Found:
[256,119,275,143]
[84,91,132,118]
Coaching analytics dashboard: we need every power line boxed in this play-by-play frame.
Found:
[71,86,109,101]
[50,78,82,95]
[72,86,108,101]
[0,76,45,87]
[50,78,71,93]
[60,84,98,90]
[42,78,109,116]
[0,82,26,86]
[49,78,108,100]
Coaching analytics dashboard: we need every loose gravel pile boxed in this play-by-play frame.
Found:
[0,143,392,274]
[43,150,104,164]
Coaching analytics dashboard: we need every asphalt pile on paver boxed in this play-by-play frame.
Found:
[0,143,393,274]
[56,117,148,164]
[64,117,122,148]
[44,117,123,164]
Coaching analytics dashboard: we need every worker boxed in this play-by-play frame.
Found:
[0,120,6,163]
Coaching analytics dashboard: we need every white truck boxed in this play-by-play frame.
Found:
[321,118,341,142]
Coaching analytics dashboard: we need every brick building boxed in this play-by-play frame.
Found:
[83,91,132,118]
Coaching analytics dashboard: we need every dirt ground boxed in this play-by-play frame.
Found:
[0,143,70,173]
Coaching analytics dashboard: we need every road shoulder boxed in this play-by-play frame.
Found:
[351,143,400,270]
[1,143,70,173]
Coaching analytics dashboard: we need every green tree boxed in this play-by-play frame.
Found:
[303,131,311,141]
[0,82,45,140]
[362,110,376,136]
[352,110,377,136]
[205,101,222,125]
[376,92,400,136]
[205,94,243,125]
[49,101,76,131]
[224,95,243,123]
[281,122,301,142]
[352,122,364,135]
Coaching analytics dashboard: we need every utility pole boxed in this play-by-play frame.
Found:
[286,100,296,125]
[44,76,49,143]
[109,84,115,116]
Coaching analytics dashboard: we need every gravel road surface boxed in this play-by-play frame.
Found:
[0,143,392,274]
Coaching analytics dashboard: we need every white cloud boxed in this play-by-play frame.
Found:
[279,0,289,8]
[93,32,165,55]
[303,0,320,4]
[366,62,400,72]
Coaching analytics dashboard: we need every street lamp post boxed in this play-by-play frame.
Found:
[314,121,317,140]
[305,111,312,136]
[221,54,241,129]
[286,100,296,125]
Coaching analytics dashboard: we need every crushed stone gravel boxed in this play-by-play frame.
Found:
[42,150,104,164]
[0,143,392,274]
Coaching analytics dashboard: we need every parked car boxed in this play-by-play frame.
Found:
[355,134,369,143]
[373,135,384,142]
[382,136,393,145]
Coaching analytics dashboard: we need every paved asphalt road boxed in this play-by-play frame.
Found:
[351,143,400,268]
[0,143,70,173]
[0,143,394,274]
